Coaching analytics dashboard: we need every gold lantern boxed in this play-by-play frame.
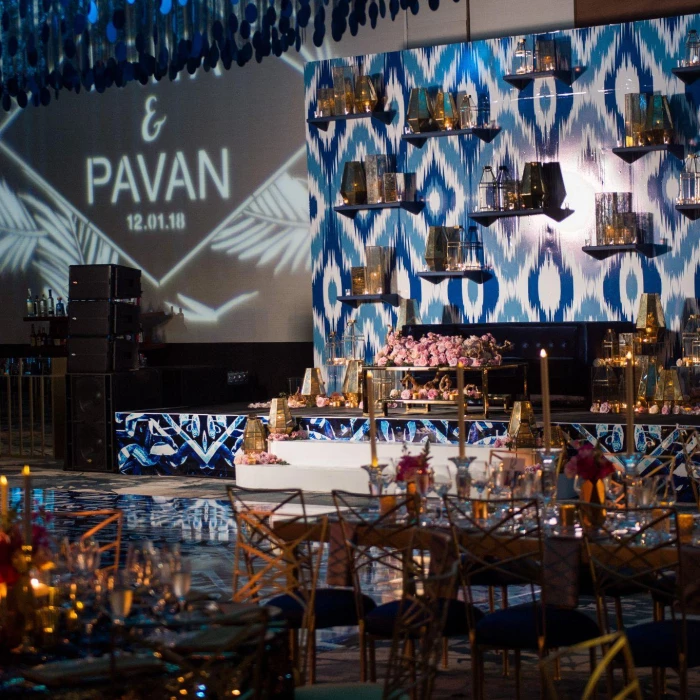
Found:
[354,76,378,113]
[406,88,434,133]
[636,293,666,345]
[433,90,458,130]
[302,367,326,406]
[507,401,538,448]
[342,359,363,408]
[397,298,421,328]
[654,369,683,407]
[243,414,267,454]
[268,398,294,435]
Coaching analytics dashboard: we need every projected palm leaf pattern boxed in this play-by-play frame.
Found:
[0,179,45,274]
[210,172,311,274]
[23,194,119,299]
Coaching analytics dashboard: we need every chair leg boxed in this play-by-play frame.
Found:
[407,639,417,692]
[471,646,483,700]
[514,649,521,700]
[442,637,449,669]
[369,635,377,683]
[553,653,561,681]
[499,587,509,676]
[651,667,661,699]
[614,597,624,632]
[589,647,600,700]
[308,628,317,685]
[488,586,496,613]
[359,622,367,682]
[289,630,299,684]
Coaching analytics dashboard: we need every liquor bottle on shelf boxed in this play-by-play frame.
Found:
[34,295,40,316]
[26,288,34,317]
[30,324,37,347]
[55,297,65,317]
[47,289,55,316]
[38,293,47,316]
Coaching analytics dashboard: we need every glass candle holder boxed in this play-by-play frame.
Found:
[446,242,462,271]
[365,246,387,294]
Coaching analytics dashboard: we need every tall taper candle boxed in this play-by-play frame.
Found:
[457,364,466,459]
[22,465,31,547]
[626,352,635,456]
[0,476,7,518]
[366,371,378,467]
[540,350,552,453]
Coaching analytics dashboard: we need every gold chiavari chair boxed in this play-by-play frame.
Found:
[581,504,700,699]
[331,489,434,682]
[294,561,459,700]
[444,496,600,700]
[53,509,123,573]
[227,486,327,686]
[540,632,642,700]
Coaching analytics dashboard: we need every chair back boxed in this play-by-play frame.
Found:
[53,509,123,573]
[581,505,680,615]
[383,562,459,700]
[540,632,642,699]
[444,497,544,638]
[228,486,326,686]
[331,490,426,620]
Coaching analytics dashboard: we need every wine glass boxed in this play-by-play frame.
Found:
[416,470,434,525]
[109,574,134,626]
[432,469,453,525]
[470,461,491,500]
[171,559,192,613]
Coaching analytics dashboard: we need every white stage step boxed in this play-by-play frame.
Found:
[235,441,536,494]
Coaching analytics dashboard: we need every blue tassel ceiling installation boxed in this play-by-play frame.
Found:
[0,0,449,109]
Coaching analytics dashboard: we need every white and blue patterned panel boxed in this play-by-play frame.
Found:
[306,14,700,366]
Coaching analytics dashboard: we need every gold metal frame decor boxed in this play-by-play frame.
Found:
[301,367,326,406]
[507,400,538,448]
[406,87,434,133]
[354,75,378,113]
[635,292,666,344]
[243,414,267,453]
[268,397,294,435]
[433,90,458,130]
[340,162,367,205]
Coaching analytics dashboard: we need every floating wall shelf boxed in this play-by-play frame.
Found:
[502,68,581,90]
[611,144,684,164]
[307,111,395,131]
[334,201,425,218]
[582,243,670,260]
[418,270,494,284]
[402,127,501,148]
[337,294,400,307]
[676,204,700,220]
[672,66,700,85]
[468,207,573,227]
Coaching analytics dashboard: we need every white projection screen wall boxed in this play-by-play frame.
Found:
[0,55,311,343]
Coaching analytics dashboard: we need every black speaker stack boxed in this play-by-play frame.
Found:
[65,264,159,472]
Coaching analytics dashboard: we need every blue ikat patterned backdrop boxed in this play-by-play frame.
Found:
[305,14,700,367]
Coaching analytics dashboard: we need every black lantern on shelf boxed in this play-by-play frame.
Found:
[464,226,486,271]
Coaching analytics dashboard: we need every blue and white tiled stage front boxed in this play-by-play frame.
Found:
[115,409,700,500]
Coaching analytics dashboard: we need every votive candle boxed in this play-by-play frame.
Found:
[540,350,551,453]
[22,465,31,547]
[625,352,635,456]
[457,364,466,459]
[0,475,7,518]
[366,371,378,467]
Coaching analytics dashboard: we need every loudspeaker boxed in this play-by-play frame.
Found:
[69,264,142,300]
[67,338,138,373]
[65,370,162,472]
[68,300,140,337]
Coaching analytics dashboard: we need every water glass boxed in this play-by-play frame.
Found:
[109,587,134,625]
[432,471,453,524]
[171,559,192,612]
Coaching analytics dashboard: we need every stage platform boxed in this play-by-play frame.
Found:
[115,403,700,498]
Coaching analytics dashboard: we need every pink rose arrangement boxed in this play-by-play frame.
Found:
[564,442,615,482]
[375,331,511,369]
[234,451,289,465]
[267,430,309,442]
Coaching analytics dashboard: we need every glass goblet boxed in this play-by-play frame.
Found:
[171,559,192,613]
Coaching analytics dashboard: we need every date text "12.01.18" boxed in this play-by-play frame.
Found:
[126,212,186,231]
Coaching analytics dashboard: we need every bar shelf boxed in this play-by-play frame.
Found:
[337,294,400,307]
[672,66,700,85]
[503,68,581,90]
[582,243,670,260]
[334,201,424,218]
[676,204,700,220]
[611,144,684,164]
[468,207,573,227]
[402,127,501,148]
[417,270,494,284]
[307,111,395,131]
